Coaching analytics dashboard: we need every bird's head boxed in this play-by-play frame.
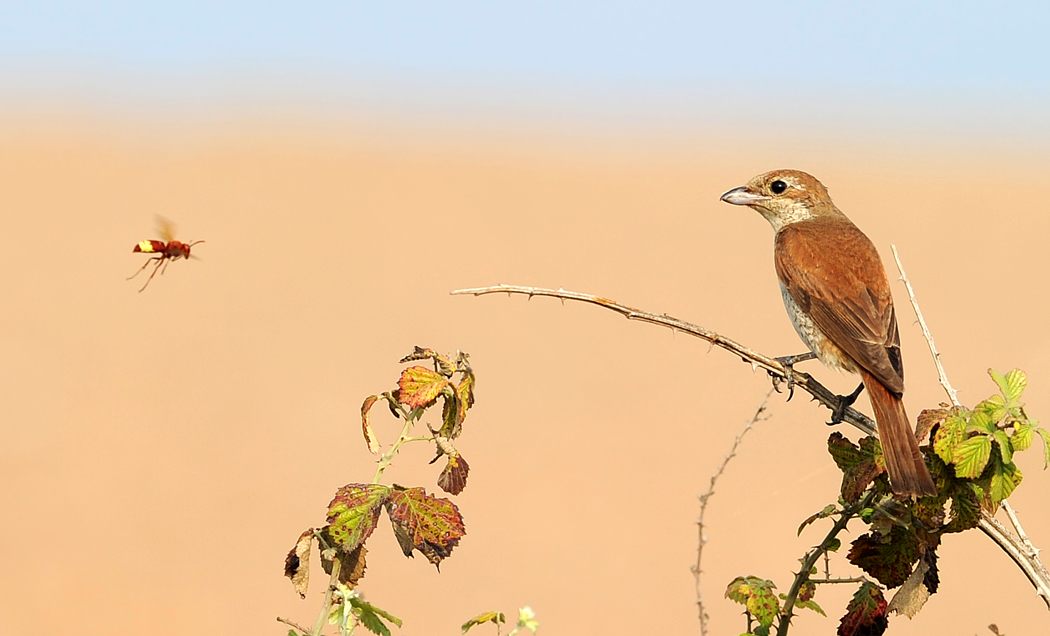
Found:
[720,169,839,232]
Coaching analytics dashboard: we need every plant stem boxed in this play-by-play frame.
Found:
[311,556,342,636]
[777,492,874,635]
[371,411,418,484]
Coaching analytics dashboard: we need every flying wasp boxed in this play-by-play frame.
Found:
[128,217,205,292]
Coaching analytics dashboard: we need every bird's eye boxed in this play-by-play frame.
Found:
[770,180,788,194]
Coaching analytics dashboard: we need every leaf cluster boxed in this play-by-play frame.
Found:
[930,369,1048,509]
[726,368,1045,636]
[284,347,478,635]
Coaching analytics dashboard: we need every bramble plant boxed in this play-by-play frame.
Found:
[461,607,540,636]
[281,346,492,636]
[725,369,1049,636]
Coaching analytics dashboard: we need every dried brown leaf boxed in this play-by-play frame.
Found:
[361,395,381,454]
[284,529,314,598]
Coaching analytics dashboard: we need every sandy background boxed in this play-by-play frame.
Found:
[1,113,1048,635]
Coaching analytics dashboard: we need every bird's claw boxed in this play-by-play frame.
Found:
[770,368,796,400]
[772,353,817,401]
[828,382,865,426]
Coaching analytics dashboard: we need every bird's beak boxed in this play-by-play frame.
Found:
[720,186,768,206]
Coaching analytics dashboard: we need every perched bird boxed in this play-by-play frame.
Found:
[720,169,936,496]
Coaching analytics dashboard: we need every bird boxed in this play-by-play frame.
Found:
[720,169,937,497]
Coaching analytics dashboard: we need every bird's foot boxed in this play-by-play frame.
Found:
[772,352,817,401]
[828,382,866,426]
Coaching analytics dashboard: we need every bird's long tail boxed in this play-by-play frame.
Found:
[859,368,937,496]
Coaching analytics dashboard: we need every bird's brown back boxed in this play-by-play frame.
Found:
[774,215,904,394]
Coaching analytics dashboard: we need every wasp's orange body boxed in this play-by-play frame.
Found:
[128,218,204,292]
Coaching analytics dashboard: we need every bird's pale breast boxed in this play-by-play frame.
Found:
[779,281,856,372]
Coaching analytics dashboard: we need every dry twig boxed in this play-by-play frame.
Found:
[891,245,960,407]
[693,389,774,635]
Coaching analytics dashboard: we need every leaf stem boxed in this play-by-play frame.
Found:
[371,411,419,484]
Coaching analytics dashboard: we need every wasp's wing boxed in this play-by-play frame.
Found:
[156,215,177,243]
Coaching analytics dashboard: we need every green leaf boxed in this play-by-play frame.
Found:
[1012,421,1034,452]
[933,414,967,464]
[827,433,882,503]
[725,576,752,604]
[747,586,780,627]
[350,596,403,636]
[993,430,1014,465]
[385,486,466,567]
[439,370,475,440]
[356,608,390,636]
[966,409,996,435]
[952,436,992,479]
[725,576,780,626]
[990,368,1027,405]
[456,371,476,429]
[975,395,1008,425]
[462,612,505,634]
[1037,428,1050,469]
[795,598,827,616]
[326,484,391,553]
[349,596,402,636]
[797,504,838,536]
[944,485,982,533]
[989,458,1022,504]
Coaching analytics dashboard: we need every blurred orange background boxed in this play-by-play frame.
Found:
[1,108,1047,635]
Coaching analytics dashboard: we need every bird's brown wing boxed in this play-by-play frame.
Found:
[774,218,905,394]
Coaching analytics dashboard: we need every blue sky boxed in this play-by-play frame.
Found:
[2,2,1047,134]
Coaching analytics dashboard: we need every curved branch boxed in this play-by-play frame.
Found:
[980,513,1050,609]
[452,284,875,435]
[451,282,1050,609]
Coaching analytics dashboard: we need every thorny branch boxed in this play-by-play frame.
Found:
[891,249,1050,610]
[451,282,1050,610]
[694,388,774,636]
[778,491,877,636]
[277,617,314,635]
[451,285,873,432]
[891,245,960,408]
